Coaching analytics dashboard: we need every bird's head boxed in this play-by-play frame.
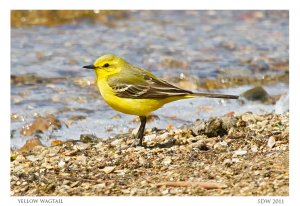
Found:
[83,54,127,78]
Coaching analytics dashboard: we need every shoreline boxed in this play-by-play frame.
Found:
[11,112,289,196]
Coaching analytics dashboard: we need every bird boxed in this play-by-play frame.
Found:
[83,54,239,146]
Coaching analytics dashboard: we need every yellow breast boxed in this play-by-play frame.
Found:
[96,79,167,116]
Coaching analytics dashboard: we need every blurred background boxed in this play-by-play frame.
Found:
[11,10,289,149]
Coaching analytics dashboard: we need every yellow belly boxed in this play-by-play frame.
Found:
[96,79,189,116]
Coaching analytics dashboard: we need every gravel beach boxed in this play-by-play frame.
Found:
[11,112,289,196]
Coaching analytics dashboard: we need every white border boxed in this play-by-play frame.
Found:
[2,0,293,10]
[1,1,299,206]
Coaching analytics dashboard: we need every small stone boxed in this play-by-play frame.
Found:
[94,142,104,150]
[144,134,157,141]
[133,146,145,151]
[161,189,170,195]
[18,137,43,153]
[241,86,269,103]
[267,136,276,148]
[48,146,61,156]
[41,162,53,169]
[58,161,66,168]
[223,159,232,167]
[162,157,172,165]
[241,113,256,123]
[77,143,90,150]
[158,132,170,140]
[51,139,64,146]
[115,169,126,176]
[64,157,71,162]
[13,165,24,172]
[20,114,61,136]
[26,155,42,162]
[139,157,147,165]
[102,166,116,174]
[75,155,87,164]
[80,134,98,143]
[111,139,122,146]
[213,141,228,152]
[96,183,106,189]
[15,155,26,162]
[233,150,247,156]
[231,158,240,163]
[70,181,80,188]
[221,117,238,130]
[251,144,258,153]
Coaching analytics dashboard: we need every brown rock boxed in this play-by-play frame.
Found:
[18,137,43,153]
[20,114,61,136]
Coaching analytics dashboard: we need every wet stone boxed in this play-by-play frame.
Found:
[18,137,43,153]
[191,118,230,137]
[241,86,270,103]
[20,114,62,136]
[80,134,98,143]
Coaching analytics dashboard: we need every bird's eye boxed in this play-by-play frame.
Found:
[103,63,110,67]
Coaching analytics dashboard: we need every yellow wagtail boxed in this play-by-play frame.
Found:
[84,54,239,146]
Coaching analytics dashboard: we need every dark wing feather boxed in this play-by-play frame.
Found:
[107,66,192,99]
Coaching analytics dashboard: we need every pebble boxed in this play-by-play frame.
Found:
[233,150,247,156]
[144,134,157,141]
[251,144,258,153]
[213,141,228,152]
[94,142,104,150]
[231,158,240,163]
[48,146,61,156]
[162,157,172,165]
[267,136,276,148]
[76,143,90,150]
[20,114,61,136]
[101,166,116,174]
[111,139,122,146]
[223,159,232,167]
[241,113,257,123]
[96,183,106,189]
[18,138,43,153]
[139,157,147,165]
[240,86,269,102]
[70,181,80,188]
[76,155,87,164]
[15,155,26,162]
[26,155,42,162]
[80,134,98,143]
[58,161,66,168]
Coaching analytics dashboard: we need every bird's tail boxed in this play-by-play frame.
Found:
[190,92,239,99]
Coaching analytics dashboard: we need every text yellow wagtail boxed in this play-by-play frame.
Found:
[84,54,238,146]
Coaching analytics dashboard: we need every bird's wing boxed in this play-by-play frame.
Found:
[107,66,192,99]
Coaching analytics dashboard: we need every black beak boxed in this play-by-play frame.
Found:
[83,64,96,69]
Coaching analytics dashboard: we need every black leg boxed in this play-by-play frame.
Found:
[136,116,147,146]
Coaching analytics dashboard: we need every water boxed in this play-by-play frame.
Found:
[11,11,289,149]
